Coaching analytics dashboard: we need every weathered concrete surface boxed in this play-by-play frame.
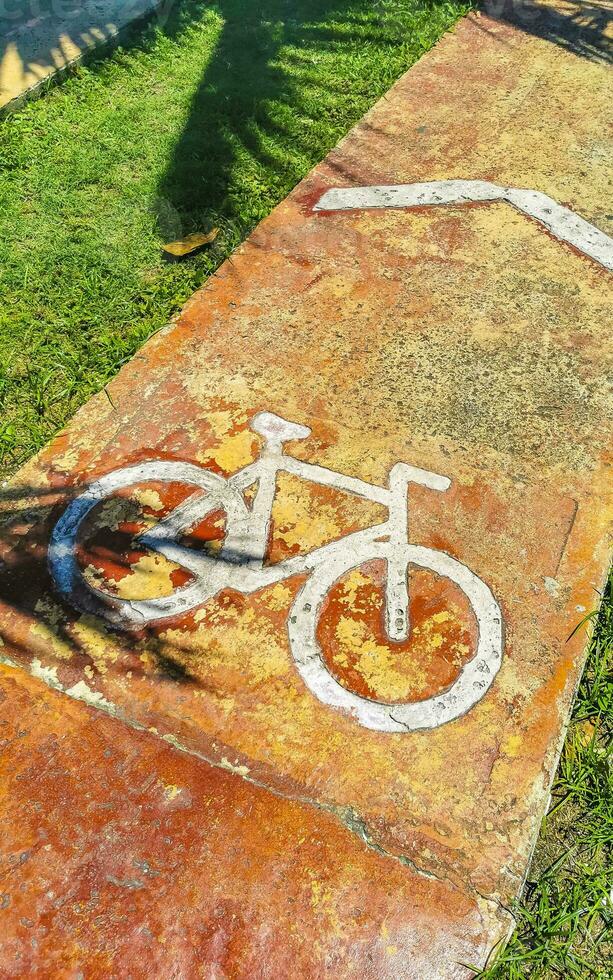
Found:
[0,663,493,977]
[0,2,611,974]
[0,1,159,109]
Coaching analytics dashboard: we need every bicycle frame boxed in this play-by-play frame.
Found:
[49,413,450,634]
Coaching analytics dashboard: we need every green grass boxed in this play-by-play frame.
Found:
[0,3,610,977]
[0,0,471,474]
[479,573,612,979]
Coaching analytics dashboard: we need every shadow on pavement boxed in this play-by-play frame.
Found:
[0,477,221,690]
[480,0,611,63]
[0,1,166,109]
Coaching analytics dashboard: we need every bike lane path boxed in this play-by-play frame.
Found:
[1,3,611,976]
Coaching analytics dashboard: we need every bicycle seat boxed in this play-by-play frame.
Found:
[251,412,311,444]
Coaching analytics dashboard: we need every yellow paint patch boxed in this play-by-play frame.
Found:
[72,614,120,675]
[114,553,179,601]
[262,583,293,611]
[34,597,65,629]
[272,486,342,553]
[82,564,108,591]
[200,694,235,717]
[161,604,290,688]
[183,365,252,414]
[432,611,451,624]
[162,783,182,802]
[502,734,523,758]
[309,875,343,936]
[31,599,73,661]
[337,569,375,612]
[133,488,164,511]
[91,496,141,532]
[413,612,458,657]
[333,616,428,701]
[48,444,81,471]
[210,430,255,472]
[206,409,240,440]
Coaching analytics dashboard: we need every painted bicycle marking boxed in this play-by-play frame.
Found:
[49,412,503,732]
[314,180,613,270]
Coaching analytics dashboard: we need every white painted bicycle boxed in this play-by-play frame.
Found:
[49,412,503,732]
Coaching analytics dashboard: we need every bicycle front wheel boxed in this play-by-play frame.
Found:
[288,541,503,732]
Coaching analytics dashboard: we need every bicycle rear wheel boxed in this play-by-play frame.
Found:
[49,460,246,627]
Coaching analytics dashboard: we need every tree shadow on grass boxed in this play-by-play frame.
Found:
[155,0,406,243]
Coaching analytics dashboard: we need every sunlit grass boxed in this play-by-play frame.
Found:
[0,0,471,474]
[480,572,612,979]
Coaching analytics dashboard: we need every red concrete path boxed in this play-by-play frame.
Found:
[1,3,611,976]
[0,663,490,977]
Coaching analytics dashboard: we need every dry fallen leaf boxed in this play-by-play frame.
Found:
[162,228,219,261]
[576,718,597,746]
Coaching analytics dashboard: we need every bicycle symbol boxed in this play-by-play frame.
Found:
[49,412,503,732]
[44,176,613,731]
